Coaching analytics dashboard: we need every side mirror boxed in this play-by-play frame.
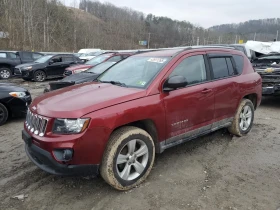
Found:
[49,60,54,65]
[163,75,188,91]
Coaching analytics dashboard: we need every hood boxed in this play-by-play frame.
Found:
[31,82,146,118]
[61,72,99,83]
[16,62,45,69]
[0,83,28,92]
[66,64,92,71]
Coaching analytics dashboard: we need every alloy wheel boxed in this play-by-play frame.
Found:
[0,108,4,121]
[239,105,252,131]
[0,70,10,79]
[116,139,149,181]
[35,72,45,82]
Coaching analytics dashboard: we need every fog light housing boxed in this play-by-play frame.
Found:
[53,149,73,161]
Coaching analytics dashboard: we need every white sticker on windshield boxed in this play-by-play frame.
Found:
[147,58,167,63]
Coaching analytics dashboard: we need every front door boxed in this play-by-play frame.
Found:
[162,53,215,144]
[207,53,239,123]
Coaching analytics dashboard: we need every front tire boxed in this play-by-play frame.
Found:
[228,99,254,136]
[0,103,8,126]
[33,70,46,82]
[100,126,155,191]
[0,67,12,79]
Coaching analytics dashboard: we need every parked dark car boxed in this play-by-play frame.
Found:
[44,61,118,92]
[0,51,44,79]
[64,52,133,76]
[0,83,32,125]
[14,54,83,82]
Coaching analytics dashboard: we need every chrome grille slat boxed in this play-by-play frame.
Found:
[25,109,48,136]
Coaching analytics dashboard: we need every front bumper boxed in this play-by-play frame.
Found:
[23,130,99,176]
[9,94,32,116]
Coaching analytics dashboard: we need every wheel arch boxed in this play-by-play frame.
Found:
[33,69,47,80]
[0,63,12,69]
[243,93,257,110]
[0,101,10,118]
[111,119,160,153]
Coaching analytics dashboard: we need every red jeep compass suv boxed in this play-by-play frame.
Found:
[22,46,262,190]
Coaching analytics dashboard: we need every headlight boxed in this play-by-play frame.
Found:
[23,66,32,70]
[52,118,90,134]
[74,68,88,74]
[9,92,26,98]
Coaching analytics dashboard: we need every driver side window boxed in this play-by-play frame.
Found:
[170,55,207,86]
[51,56,62,63]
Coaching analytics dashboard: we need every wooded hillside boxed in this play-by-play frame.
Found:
[0,0,279,52]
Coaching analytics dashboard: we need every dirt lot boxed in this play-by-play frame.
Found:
[1,78,280,210]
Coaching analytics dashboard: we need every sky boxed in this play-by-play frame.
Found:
[63,0,280,28]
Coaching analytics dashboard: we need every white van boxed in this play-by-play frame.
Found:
[78,48,101,54]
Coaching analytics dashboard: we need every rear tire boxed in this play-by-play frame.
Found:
[33,70,46,82]
[228,99,254,137]
[100,126,155,191]
[0,67,12,79]
[0,103,8,126]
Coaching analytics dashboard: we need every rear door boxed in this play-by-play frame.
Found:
[60,55,76,75]
[21,52,34,63]
[7,52,21,65]
[46,55,64,77]
[207,52,239,125]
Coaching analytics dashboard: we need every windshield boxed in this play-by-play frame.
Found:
[98,56,170,88]
[85,54,112,65]
[34,55,53,63]
[86,62,116,74]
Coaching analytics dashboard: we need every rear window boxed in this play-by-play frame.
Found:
[232,55,244,74]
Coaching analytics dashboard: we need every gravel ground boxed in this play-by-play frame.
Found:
[0,78,280,210]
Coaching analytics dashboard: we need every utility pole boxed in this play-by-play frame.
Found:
[218,36,221,44]
[148,32,151,49]
[235,35,237,44]
[254,32,257,41]
[196,37,200,45]
[276,30,279,41]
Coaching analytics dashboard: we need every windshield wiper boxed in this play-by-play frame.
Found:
[97,80,127,87]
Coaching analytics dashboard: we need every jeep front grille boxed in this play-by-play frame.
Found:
[25,109,48,137]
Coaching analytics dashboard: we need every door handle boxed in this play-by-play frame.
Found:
[201,88,212,94]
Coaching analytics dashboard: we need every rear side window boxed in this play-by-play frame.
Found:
[22,52,32,59]
[62,56,74,62]
[210,58,229,79]
[232,55,244,74]
[0,52,7,58]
